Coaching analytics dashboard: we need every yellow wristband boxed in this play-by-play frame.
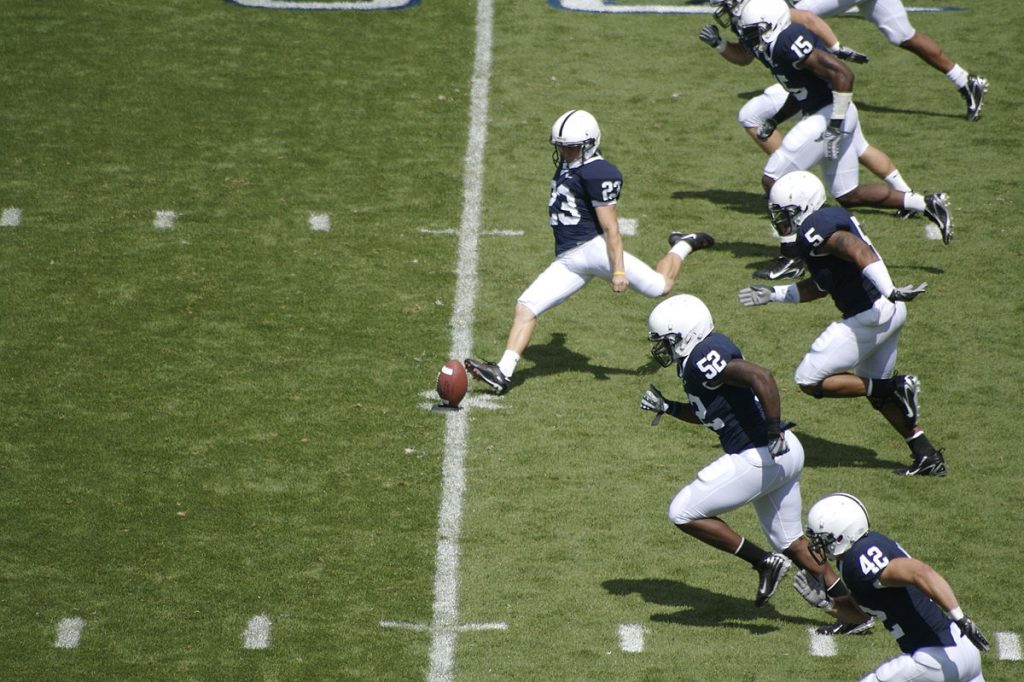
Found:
[613,270,626,276]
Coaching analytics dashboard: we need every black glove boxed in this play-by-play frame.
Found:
[766,418,795,458]
[888,283,927,302]
[640,384,669,426]
[818,124,844,160]
[699,24,724,50]
[831,44,869,64]
[956,616,990,652]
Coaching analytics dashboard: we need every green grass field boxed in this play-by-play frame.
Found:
[1,1,1021,679]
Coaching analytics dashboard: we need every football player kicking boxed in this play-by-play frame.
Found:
[804,493,989,681]
[465,110,713,394]
[640,294,871,634]
[739,171,946,477]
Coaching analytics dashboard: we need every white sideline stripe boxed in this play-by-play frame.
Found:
[996,631,1022,661]
[1,207,22,227]
[309,212,331,232]
[618,624,645,653]
[923,223,943,241]
[427,0,493,681]
[619,218,637,236]
[54,617,86,649]
[809,627,837,657]
[154,210,177,229]
[242,615,272,650]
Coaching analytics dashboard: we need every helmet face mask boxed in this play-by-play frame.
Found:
[647,295,715,366]
[805,493,871,563]
[711,0,744,29]
[768,170,826,237]
[551,110,601,168]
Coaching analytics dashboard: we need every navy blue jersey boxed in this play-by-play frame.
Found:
[548,156,623,256]
[758,24,832,115]
[792,207,882,318]
[840,531,955,654]
[678,332,769,454]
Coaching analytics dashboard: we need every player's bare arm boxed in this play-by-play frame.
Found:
[719,359,783,422]
[801,48,854,94]
[819,230,879,269]
[595,204,628,292]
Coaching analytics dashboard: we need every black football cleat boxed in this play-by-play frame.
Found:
[892,375,921,428]
[960,74,988,122]
[753,256,805,281]
[816,617,876,636]
[893,450,947,477]
[754,553,791,607]
[923,193,953,245]
[668,231,715,252]
[464,358,511,394]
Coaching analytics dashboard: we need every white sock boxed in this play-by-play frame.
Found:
[498,351,520,379]
[669,241,693,260]
[903,192,926,213]
[885,170,911,193]
[945,64,968,89]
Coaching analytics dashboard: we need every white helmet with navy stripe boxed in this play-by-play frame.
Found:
[647,294,715,367]
[805,493,870,562]
[551,109,601,168]
[736,0,792,55]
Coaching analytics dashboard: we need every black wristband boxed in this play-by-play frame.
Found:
[666,401,685,419]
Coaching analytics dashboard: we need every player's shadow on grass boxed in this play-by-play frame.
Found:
[671,189,768,217]
[854,101,962,121]
[518,332,650,384]
[798,432,903,470]
[602,577,822,633]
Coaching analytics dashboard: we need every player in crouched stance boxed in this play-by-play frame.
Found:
[739,171,946,477]
[804,493,988,681]
[465,110,712,394]
[641,294,868,628]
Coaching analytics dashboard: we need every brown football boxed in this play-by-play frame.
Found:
[436,359,468,407]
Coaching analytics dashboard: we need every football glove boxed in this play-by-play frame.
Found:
[818,124,844,160]
[699,24,723,50]
[831,44,870,64]
[955,616,990,652]
[756,117,778,141]
[888,283,927,302]
[765,418,794,458]
[738,285,773,307]
[640,384,669,426]
[792,569,832,609]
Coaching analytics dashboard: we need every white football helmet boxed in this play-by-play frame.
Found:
[805,493,870,563]
[736,0,791,55]
[768,170,826,237]
[551,109,601,168]
[647,294,715,367]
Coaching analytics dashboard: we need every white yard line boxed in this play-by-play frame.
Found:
[618,624,645,653]
[996,631,1022,661]
[427,1,494,681]
[54,617,86,649]
[242,615,272,649]
[808,627,837,657]
[1,207,22,227]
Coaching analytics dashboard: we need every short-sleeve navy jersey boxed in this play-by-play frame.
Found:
[548,155,623,256]
[678,332,769,454]
[840,531,955,654]
[758,24,832,115]
[791,207,882,318]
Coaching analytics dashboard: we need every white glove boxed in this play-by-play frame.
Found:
[818,125,844,160]
[738,285,773,307]
[793,569,832,609]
